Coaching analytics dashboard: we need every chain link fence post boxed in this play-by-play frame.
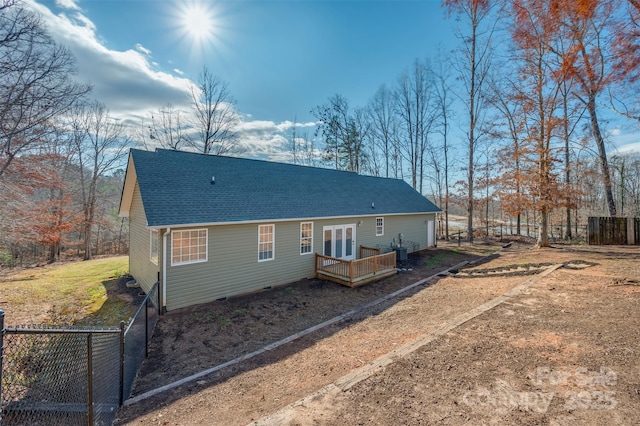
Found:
[119,321,125,406]
[1,309,4,423]
[87,333,94,426]
[145,297,149,358]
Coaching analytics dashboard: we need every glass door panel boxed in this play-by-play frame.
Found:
[345,226,353,258]
[324,229,332,257]
[322,224,356,261]
[335,228,343,258]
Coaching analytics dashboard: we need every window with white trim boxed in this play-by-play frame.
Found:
[258,224,274,261]
[150,229,159,265]
[171,229,207,266]
[376,217,384,236]
[300,222,313,255]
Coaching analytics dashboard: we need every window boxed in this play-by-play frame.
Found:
[150,229,159,265]
[376,217,384,236]
[258,224,274,261]
[300,222,313,255]
[171,229,207,266]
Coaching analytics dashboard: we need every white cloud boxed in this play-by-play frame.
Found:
[22,0,309,163]
[54,0,80,11]
[610,130,640,154]
[25,0,195,121]
[234,119,318,162]
[135,43,152,56]
[614,142,640,154]
[236,120,317,134]
[237,132,289,160]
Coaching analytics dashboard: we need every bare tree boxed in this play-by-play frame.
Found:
[145,104,190,150]
[0,2,90,178]
[190,66,239,155]
[394,59,437,192]
[367,85,397,178]
[34,123,78,262]
[289,116,300,164]
[444,0,496,243]
[550,0,620,217]
[433,50,454,239]
[312,94,368,172]
[509,0,574,247]
[487,73,528,236]
[556,68,585,239]
[69,101,130,260]
[288,118,318,166]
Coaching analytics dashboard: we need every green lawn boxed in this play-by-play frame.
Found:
[0,256,132,326]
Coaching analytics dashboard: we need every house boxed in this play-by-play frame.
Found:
[118,148,441,311]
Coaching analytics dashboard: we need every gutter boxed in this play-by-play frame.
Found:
[147,211,441,230]
[162,227,170,313]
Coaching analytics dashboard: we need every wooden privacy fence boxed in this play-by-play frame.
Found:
[315,250,397,288]
[588,217,640,245]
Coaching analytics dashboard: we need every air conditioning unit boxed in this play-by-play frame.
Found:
[394,246,408,262]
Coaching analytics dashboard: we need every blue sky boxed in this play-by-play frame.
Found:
[26,0,461,160]
[23,0,640,163]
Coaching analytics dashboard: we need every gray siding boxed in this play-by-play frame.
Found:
[165,221,314,310]
[163,213,436,311]
[129,183,159,294]
[354,214,434,253]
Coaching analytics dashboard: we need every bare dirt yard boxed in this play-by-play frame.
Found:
[115,241,640,425]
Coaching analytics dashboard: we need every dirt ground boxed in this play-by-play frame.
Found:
[115,241,640,425]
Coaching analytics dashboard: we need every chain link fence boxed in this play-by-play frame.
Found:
[122,283,159,400]
[1,282,159,426]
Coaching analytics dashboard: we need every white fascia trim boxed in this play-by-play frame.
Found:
[146,212,438,230]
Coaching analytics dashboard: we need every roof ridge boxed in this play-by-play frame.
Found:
[145,148,404,180]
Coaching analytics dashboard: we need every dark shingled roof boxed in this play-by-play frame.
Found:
[130,148,440,227]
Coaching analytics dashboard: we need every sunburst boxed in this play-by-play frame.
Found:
[173,0,222,57]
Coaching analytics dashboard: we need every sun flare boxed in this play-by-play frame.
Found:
[181,3,214,42]
[174,0,221,55]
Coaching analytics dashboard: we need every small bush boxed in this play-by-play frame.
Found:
[0,248,15,267]
[110,267,128,279]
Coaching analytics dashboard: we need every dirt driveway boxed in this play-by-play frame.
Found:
[115,242,640,425]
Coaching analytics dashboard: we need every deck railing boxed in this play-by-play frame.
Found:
[315,250,397,287]
[359,245,381,258]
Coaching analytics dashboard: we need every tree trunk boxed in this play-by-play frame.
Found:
[537,208,549,247]
[587,95,617,217]
[83,222,92,260]
[467,24,477,244]
[563,89,572,240]
[48,243,56,263]
[444,140,450,241]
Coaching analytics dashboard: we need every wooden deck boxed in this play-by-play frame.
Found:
[315,247,397,287]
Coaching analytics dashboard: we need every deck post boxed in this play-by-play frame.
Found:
[314,254,318,275]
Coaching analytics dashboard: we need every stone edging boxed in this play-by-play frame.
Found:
[250,263,564,425]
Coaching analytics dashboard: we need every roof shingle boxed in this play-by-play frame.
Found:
[130,149,440,227]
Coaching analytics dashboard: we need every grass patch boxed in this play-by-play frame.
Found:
[0,256,131,325]
[218,314,232,328]
[425,252,446,266]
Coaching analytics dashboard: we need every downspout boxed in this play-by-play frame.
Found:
[162,228,170,313]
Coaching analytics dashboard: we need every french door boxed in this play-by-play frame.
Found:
[323,224,356,260]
